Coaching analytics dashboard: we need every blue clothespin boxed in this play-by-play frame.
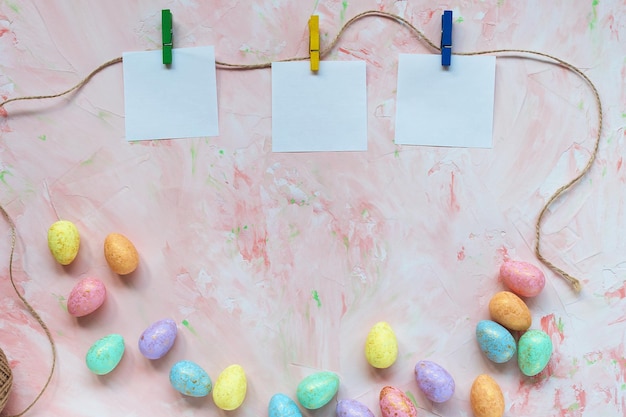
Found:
[441,10,452,67]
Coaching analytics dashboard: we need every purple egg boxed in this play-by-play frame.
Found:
[336,399,375,417]
[138,318,178,359]
[414,360,455,403]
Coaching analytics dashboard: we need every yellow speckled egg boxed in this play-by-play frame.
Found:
[488,291,531,331]
[365,321,398,369]
[212,364,247,411]
[47,220,80,265]
[104,233,139,275]
[470,374,505,417]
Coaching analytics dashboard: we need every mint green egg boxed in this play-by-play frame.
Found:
[86,334,125,375]
[296,371,339,410]
[518,329,552,376]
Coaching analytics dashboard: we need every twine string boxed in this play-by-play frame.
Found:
[0,204,56,417]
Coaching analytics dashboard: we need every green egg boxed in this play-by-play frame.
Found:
[296,371,339,410]
[517,329,553,376]
[86,334,125,375]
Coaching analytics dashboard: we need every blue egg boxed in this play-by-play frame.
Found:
[518,329,553,376]
[476,320,516,363]
[296,371,340,410]
[269,393,302,417]
[169,360,212,397]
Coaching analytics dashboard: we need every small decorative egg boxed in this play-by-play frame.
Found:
[104,233,139,275]
[86,334,125,375]
[365,321,398,369]
[500,260,545,297]
[138,318,177,360]
[475,320,516,364]
[296,371,340,410]
[169,360,212,397]
[213,364,247,410]
[517,329,553,376]
[379,386,417,417]
[488,291,532,331]
[414,360,455,402]
[336,399,375,417]
[67,277,106,317]
[269,393,303,417]
[470,374,505,417]
[47,220,80,265]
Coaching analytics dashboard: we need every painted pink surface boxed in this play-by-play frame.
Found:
[0,1,625,416]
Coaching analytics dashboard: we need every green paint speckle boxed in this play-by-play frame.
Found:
[312,290,322,307]
[191,145,198,174]
[182,319,197,335]
[8,1,19,12]
[219,149,225,155]
[455,17,464,23]
[53,294,68,312]
[557,317,564,333]
[361,209,369,218]
[621,383,626,390]
[342,236,349,249]
[405,391,419,408]
[38,134,46,141]
[589,0,599,30]
[0,170,12,185]
[568,403,580,411]
[578,100,584,110]
[340,0,348,22]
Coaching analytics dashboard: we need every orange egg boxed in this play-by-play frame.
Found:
[104,233,139,275]
[488,291,531,331]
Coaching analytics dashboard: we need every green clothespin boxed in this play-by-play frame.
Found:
[162,9,173,65]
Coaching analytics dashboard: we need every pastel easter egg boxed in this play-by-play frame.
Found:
[517,329,553,376]
[365,321,398,369]
[213,364,247,410]
[86,334,125,375]
[67,277,106,317]
[138,318,177,360]
[379,386,417,417]
[336,399,375,417]
[488,291,532,331]
[47,220,80,265]
[169,360,212,397]
[296,371,340,410]
[470,374,505,417]
[414,360,455,403]
[268,393,303,417]
[475,320,516,364]
[500,260,545,297]
[104,233,139,275]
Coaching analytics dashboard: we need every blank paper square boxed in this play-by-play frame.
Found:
[271,61,367,152]
[395,54,496,148]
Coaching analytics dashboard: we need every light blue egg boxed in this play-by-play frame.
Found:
[518,329,553,376]
[269,393,302,417]
[169,360,212,397]
[86,334,125,375]
[296,371,340,410]
[476,320,516,363]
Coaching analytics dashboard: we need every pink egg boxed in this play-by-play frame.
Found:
[499,260,545,297]
[67,277,107,317]
[379,386,417,417]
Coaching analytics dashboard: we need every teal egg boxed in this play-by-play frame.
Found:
[296,371,340,410]
[169,360,212,397]
[476,320,516,363]
[85,334,125,375]
[269,393,302,417]
[518,329,553,376]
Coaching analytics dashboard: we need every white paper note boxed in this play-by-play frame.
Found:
[271,61,367,152]
[123,46,219,141]
[395,54,496,148]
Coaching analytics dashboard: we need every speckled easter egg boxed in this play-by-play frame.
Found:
[365,321,398,369]
[138,318,177,360]
[213,364,247,410]
[269,393,303,417]
[475,320,516,364]
[379,386,417,417]
[104,233,139,275]
[67,277,106,317]
[47,220,80,265]
[336,399,375,417]
[296,371,339,410]
[500,260,545,297]
[470,374,505,417]
[488,291,532,331]
[518,329,553,376]
[414,360,455,403]
[86,334,125,375]
[169,360,212,397]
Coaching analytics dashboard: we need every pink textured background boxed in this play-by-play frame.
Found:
[1,1,625,416]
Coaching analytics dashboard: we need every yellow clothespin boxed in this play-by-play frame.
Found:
[308,15,320,72]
